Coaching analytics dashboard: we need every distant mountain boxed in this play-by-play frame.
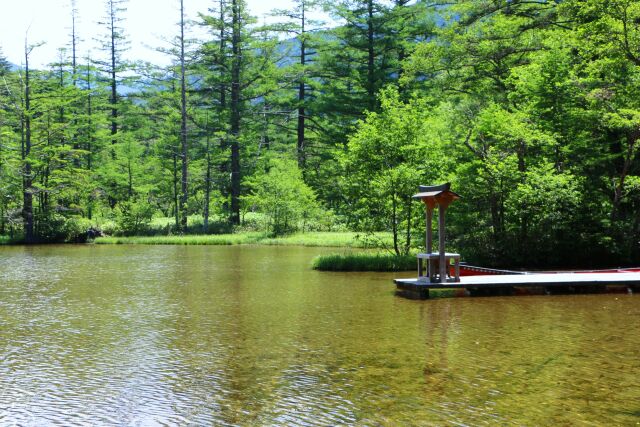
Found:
[0,61,20,72]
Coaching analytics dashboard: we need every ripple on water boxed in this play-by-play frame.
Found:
[1,246,640,425]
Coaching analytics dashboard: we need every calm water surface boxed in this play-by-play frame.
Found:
[0,244,639,425]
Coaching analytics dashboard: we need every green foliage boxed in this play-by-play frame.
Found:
[399,0,640,266]
[0,235,19,245]
[503,165,586,266]
[33,214,93,243]
[0,47,10,76]
[244,158,321,235]
[114,199,155,236]
[343,87,448,255]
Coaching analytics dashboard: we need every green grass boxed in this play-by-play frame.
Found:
[94,231,393,248]
[312,252,415,272]
[94,232,266,246]
[260,232,392,248]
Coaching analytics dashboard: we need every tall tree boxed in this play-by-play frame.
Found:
[97,0,129,146]
[198,0,231,223]
[81,59,104,219]
[21,39,37,243]
[174,0,190,231]
[271,0,323,170]
[321,0,393,116]
[200,0,279,225]
[70,0,80,86]
[229,0,243,225]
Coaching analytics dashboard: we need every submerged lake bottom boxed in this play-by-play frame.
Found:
[0,244,639,425]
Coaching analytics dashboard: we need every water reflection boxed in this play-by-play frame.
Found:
[0,245,639,425]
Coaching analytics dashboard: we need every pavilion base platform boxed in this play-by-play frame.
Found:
[394,272,640,299]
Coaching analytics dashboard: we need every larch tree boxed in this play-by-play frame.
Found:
[70,0,80,86]
[97,0,129,147]
[271,0,323,171]
[21,39,37,243]
[200,0,280,225]
[178,0,189,231]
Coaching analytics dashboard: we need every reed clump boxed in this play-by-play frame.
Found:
[312,253,415,272]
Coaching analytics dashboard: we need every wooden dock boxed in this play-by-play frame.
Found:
[394,272,640,299]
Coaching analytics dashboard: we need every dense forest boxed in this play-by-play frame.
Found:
[1,0,639,267]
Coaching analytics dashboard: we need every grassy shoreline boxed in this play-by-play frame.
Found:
[93,231,393,249]
[5,231,417,272]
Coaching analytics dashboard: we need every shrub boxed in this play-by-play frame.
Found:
[243,158,322,236]
[35,214,94,243]
[115,199,154,236]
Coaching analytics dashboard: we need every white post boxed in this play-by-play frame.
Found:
[438,203,446,283]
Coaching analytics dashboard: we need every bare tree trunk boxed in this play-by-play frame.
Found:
[86,60,94,173]
[173,152,179,231]
[109,0,118,146]
[71,0,78,86]
[392,186,399,256]
[127,156,133,198]
[217,0,229,210]
[178,0,189,231]
[57,61,66,147]
[22,40,34,243]
[70,0,81,168]
[297,0,306,170]
[366,0,376,111]
[203,129,212,233]
[229,0,242,225]
[404,198,412,255]
[517,140,527,255]
[612,129,639,221]
[490,192,502,251]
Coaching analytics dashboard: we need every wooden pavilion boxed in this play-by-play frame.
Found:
[413,183,461,283]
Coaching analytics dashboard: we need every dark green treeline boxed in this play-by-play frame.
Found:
[1,0,639,268]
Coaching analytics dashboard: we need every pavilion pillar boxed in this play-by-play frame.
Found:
[438,203,446,283]
[436,195,453,283]
[425,200,435,254]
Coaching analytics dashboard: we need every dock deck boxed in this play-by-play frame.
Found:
[394,272,640,299]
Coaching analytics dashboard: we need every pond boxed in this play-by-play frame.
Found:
[0,244,639,425]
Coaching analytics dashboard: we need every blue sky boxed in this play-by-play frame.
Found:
[0,0,327,68]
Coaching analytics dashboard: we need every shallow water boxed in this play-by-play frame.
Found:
[0,244,639,425]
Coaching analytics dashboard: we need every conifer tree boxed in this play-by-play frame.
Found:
[200,0,280,225]
[178,0,189,231]
[0,46,11,76]
[97,0,129,146]
[271,0,323,171]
